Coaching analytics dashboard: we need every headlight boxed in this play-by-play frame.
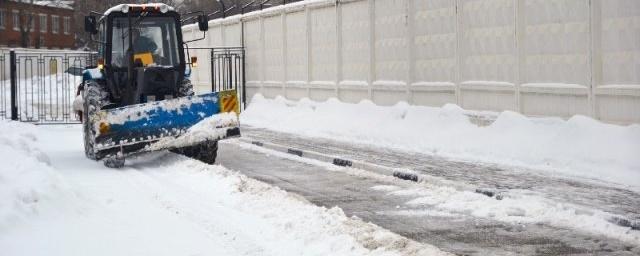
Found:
[99,122,110,134]
[159,4,169,13]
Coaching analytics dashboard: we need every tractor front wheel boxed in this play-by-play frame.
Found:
[82,81,109,160]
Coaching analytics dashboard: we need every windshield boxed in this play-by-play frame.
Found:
[111,16,181,68]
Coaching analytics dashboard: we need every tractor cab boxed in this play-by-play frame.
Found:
[84,3,207,107]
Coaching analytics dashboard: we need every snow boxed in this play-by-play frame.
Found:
[521,83,588,89]
[378,185,640,245]
[230,138,640,245]
[373,81,408,87]
[101,96,206,125]
[340,80,370,87]
[0,121,448,256]
[460,81,515,87]
[103,3,174,16]
[240,94,640,190]
[1,73,81,122]
[410,82,456,88]
[0,121,61,230]
[598,84,640,90]
[149,112,239,150]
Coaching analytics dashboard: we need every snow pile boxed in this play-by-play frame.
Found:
[376,185,640,245]
[241,95,640,188]
[0,121,66,229]
[0,123,447,255]
[149,156,448,256]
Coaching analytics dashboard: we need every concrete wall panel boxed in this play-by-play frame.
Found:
[374,0,409,83]
[461,0,516,82]
[309,87,336,102]
[286,11,308,82]
[310,7,337,82]
[223,23,242,46]
[338,88,370,104]
[341,1,370,83]
[263,15,284,82]
[601,0,640,85]
[244,20,262,84]
[461,89,517,112]
[521,92,590,118]
[524,0,590,85]
[413,0,456,83]
[185,0,640,124]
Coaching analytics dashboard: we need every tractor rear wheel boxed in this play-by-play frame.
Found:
[172,140,218,164]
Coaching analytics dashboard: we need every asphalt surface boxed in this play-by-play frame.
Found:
[216,127,640,256]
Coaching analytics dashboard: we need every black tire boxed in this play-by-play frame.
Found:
[171,140,218,164]
[177,79,195,97]
[82,81,109,160]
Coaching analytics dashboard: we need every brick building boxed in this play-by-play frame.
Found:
[0,0,75,49]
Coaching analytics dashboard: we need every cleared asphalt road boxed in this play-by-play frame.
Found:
[216,128,640,256]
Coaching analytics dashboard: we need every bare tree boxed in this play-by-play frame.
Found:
[18,0,37,48]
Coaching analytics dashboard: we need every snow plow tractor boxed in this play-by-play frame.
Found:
[79,3,240,168]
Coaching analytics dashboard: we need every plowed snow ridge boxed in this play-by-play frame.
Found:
[0,121,448,256]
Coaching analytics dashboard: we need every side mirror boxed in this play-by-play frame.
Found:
[197,15,208,32]
[84,16,98,34]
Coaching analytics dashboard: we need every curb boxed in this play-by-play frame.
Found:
[239,138,421,183]
[238,138,506,202]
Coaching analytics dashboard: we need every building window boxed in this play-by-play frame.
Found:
[39,37,45,48]
[63,17,70,35]
[39,14,47,33]
[13,10,19,31]
[0,9,5,30]
[51,15,59,34]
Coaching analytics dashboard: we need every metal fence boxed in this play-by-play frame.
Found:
[211,47,246,108]
[187,47,246,108]
[1,49,96,124]
[1,47,245,124]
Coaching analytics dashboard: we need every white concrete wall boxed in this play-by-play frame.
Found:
[184,0,640,124]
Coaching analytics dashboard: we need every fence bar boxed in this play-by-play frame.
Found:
[10,50,18,121]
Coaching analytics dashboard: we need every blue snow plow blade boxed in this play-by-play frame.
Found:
[92,91,240,157]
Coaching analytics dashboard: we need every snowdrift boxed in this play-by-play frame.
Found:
[0,121,67,229]
[241,95,640,188]
[0,121,448,256]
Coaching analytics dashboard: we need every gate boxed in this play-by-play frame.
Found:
[1,49,96,124]
[188,47,246,109]
[1,47,245,123]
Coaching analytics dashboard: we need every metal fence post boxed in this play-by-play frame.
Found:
[10,50,18,121]
[241,48,246,109]
[211,49,215,92]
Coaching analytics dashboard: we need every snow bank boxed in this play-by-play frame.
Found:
[151,156,448,256]
[241,95,640,188]
[381,186,640,245]
[0,121,67,229]
[0,122,448,255]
